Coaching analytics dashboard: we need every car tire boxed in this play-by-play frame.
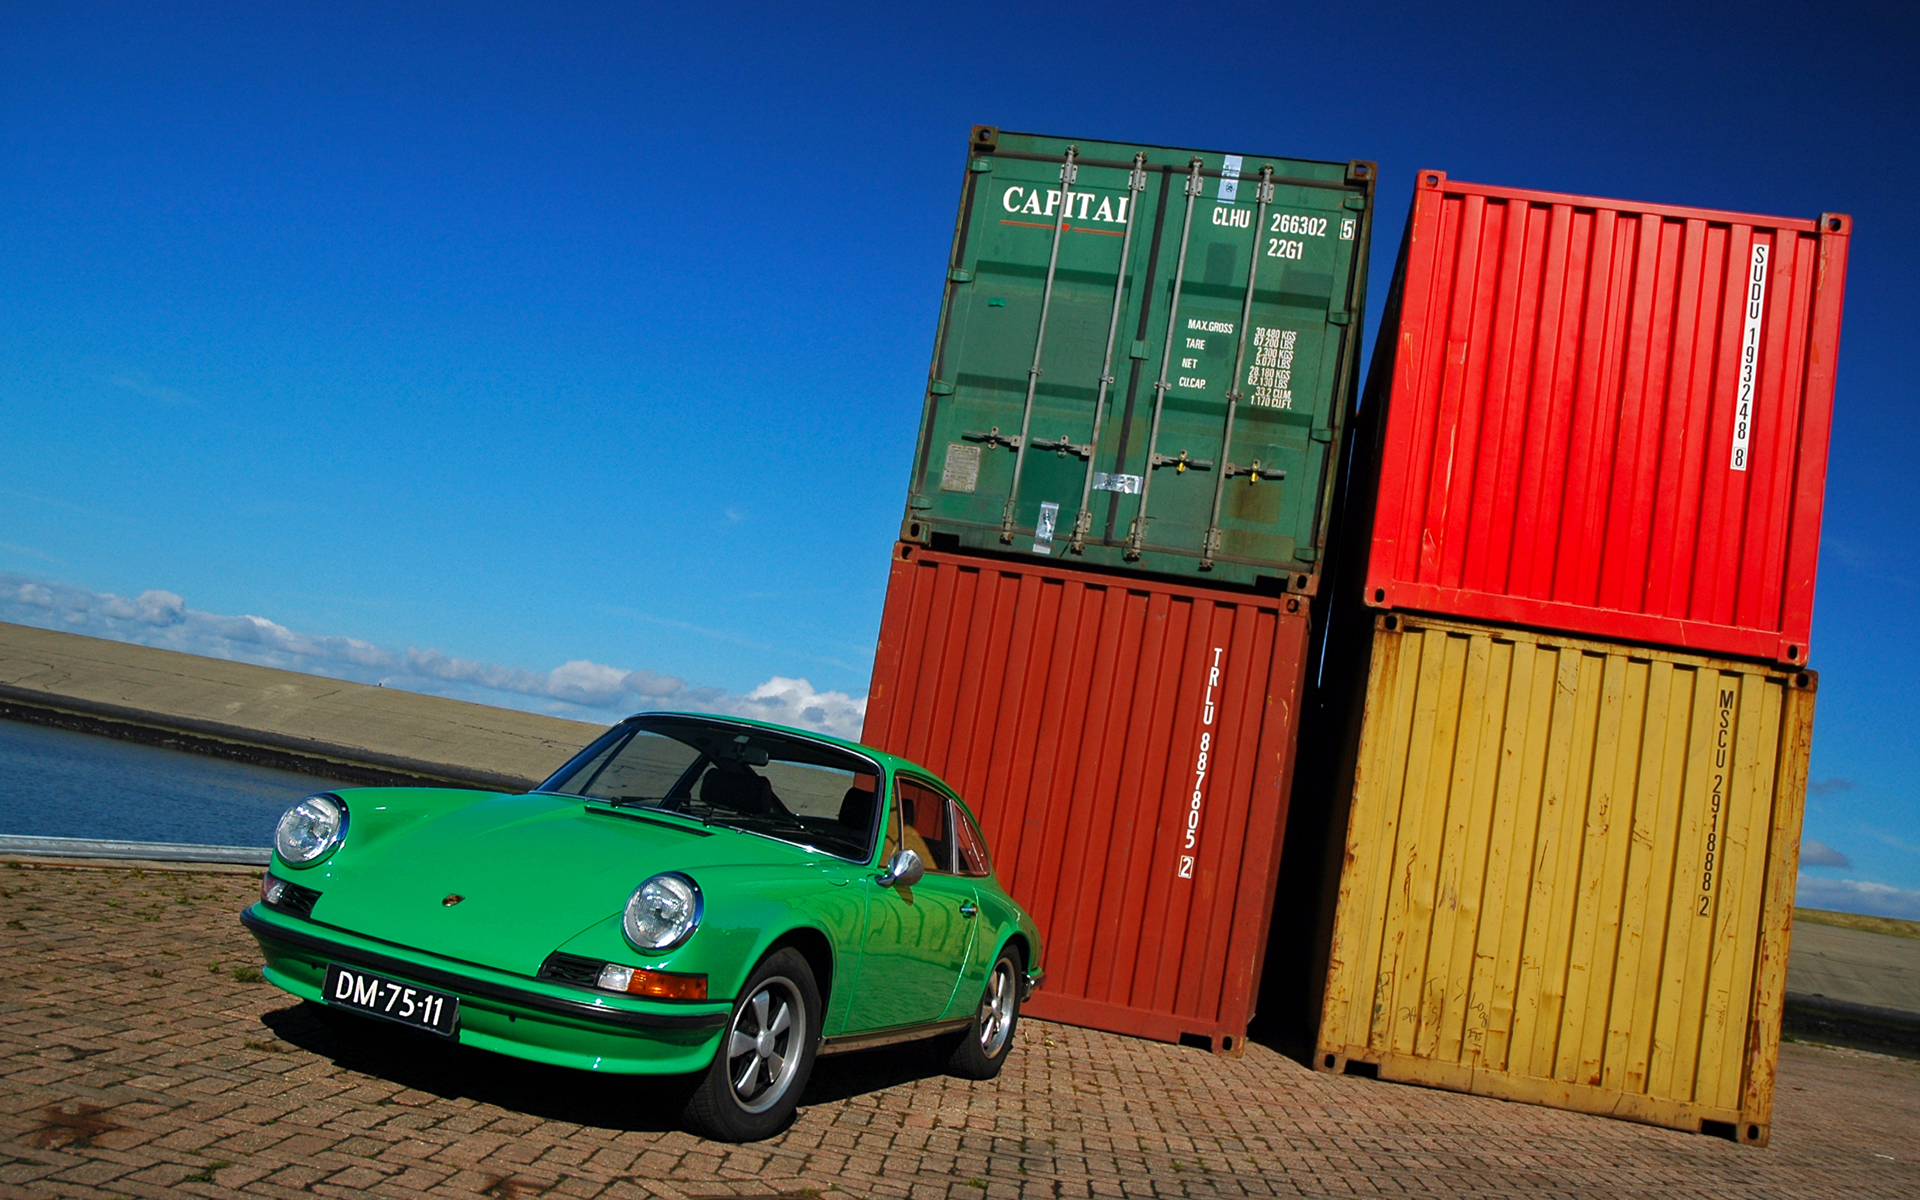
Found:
[945,946,1022,1080]
[682,947,820,1142]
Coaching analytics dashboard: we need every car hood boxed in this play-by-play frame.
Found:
[311,793,829,975]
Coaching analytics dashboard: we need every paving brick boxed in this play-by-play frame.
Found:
[4,863,1920,1198]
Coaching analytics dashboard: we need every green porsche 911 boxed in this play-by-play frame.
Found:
[241,712,1044,1141]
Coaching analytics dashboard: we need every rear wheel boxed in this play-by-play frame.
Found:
[683,947,819,1142]
[945,947,1021,1080]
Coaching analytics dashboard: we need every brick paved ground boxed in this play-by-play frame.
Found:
[2,863,1916,1200]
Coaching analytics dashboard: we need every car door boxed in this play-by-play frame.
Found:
[941,794,1001,1020]
[844,775,978,1032]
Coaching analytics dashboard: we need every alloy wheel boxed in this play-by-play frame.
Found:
[978,959,1016,1056]
[726,975,806,1114]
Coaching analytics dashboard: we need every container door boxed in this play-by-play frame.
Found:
[916,144,1154,558]
[1095,156,1365,583]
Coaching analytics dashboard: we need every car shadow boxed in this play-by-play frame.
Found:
[260,1002,960,1127]
[260,1002,687,1131]
[800,1037,952,1102]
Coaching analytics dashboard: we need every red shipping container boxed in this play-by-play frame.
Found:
[862,543,1309,1052]
[1361,171,1850,664]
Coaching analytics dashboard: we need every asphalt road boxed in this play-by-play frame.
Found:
[1788,922,1920,1013]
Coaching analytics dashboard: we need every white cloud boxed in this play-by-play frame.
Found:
[1800,840,1853,869]
[1796,877,1920,921]
[0,572,867,739]
[707,676,869,735]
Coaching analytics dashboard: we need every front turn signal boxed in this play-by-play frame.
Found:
[596,962,708,1000]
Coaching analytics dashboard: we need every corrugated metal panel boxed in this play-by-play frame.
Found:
[1316,614,1813,1143]
[863,542,1310,1051]
[1361,171,1850,665]
[901,126,1375,593]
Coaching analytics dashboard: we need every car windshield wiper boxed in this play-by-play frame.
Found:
[726,811,811,833]
[686,808,867,861]
[585,795,703,821]
[675,805,806,836]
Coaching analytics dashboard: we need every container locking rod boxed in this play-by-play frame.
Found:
[1000,146,1078,544]
[1202,166,1276,569]
[1069,152,1148,556]
[1126,157,1207,560]
[1029,433,1091,457]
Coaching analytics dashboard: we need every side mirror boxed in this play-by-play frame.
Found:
[879,848,925,889]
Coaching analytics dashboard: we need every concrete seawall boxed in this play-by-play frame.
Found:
[0,621,604,790]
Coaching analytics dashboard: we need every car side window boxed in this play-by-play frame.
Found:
[893,779,955,875]
[952,801,991,877]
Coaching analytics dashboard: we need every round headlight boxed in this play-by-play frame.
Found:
[275,793,345,866]
[623,873,702,952]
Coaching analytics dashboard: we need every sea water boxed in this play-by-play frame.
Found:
[0,718,353,847]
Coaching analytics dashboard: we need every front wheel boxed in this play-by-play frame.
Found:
[683,947,819,1141]
[945,947,1021,1080]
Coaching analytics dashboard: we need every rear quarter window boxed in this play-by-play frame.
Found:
[953,802,991,877]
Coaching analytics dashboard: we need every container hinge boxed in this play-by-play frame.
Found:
[1130,339,1150,359]
[1150,449,1214,473]
[970,158,993,173]
[1027,434,1092,459]
[1328,310,1351,325]
[963,427,1021,451]
[1310,428,1333,443]
[1223,461,1285,483]
[908,493,933,511]
[1344,194,1368,210]
[928,380,956,396]
[948,268,974,283]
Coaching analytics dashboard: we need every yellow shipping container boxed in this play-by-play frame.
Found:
[1316,614,1815,1145]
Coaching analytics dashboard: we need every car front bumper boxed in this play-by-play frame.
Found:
[242,906,728,1075]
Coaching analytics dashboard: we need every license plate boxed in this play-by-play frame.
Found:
[323,963,459,1036]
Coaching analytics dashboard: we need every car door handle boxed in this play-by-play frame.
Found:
[959,902,977,919]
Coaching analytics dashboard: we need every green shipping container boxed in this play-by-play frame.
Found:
[900,126,1374,593]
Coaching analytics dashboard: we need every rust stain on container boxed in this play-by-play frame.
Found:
[1360,171,1850,665]
[864,543,1310,1052]
[1316,614,1813,1144]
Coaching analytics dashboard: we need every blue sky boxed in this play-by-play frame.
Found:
[1,1,1916,914]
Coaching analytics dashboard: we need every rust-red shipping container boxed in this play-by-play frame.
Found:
[1361,171,1851,665]
[863,543,1310,1051]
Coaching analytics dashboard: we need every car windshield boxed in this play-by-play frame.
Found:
[539,716,882,862]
